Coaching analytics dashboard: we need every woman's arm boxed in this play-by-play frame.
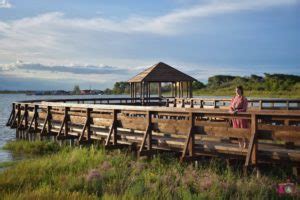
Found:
[229,97,235,112]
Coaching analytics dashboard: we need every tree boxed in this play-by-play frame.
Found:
[112,82,130,94]
[192,81,205,90]
[72,85,81,95]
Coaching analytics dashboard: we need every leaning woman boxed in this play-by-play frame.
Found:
[229,86,249,148]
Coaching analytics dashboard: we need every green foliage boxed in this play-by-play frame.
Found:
[195,73,300,97]
[112,82,130,94]
[192,81,205,90]
[0,140,295,199]
[72,85,81,95]
[3,140,60,156]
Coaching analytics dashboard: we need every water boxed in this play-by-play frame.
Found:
[0,93,125,162]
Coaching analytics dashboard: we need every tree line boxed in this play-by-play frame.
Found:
[103,73,300,95]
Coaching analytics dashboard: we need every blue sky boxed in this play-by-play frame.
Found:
[0,0,299,90]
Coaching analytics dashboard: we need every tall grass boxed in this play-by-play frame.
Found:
[0,140,296,199]
[3,140,60,156]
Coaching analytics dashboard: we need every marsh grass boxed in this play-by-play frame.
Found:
[3,140,60,156]
[0,140,297,199]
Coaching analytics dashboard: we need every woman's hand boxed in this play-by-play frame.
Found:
[229,109,238,114]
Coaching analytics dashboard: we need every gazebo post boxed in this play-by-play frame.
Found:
[190,81,193,98]
[140,82,143,105]
[158,82,162,104]
[186,82,188,98]
[148,82,150,103]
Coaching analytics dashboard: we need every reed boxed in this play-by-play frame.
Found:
[0,140,296,199]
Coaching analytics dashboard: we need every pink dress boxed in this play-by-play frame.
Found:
[230,96,248,128]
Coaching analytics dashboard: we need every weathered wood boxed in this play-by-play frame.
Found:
[181,113,195,161]
[6,98,300,167]
[139,111,152,154]
[245,114,258,166]
[105,110,118,146]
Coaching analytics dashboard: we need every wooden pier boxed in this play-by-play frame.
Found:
[6,97,300,176]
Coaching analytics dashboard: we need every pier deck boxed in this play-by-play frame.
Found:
[6,97,300,174]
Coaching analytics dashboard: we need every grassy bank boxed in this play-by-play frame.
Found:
[193,89,300,98]
[0,140,297,199]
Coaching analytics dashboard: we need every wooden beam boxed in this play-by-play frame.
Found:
[180,112,195,162]
[6,103,15,126]
[245,114,258,167]
[105,110,118,146]
[139,111,152,153]
[26,105,38,135]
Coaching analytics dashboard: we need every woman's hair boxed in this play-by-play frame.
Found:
[236,85,244,95]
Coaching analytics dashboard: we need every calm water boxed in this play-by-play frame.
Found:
[0,94,127,162]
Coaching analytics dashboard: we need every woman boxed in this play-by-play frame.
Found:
[229,86,248,148]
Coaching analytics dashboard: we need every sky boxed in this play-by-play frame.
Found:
[0,0,299,90]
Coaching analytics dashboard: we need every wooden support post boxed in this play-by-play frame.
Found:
[105,110,118,146]
[245,114,258,173]
[23,104,29,139]
[181,99,185,108]
[64,107,69,137]
[10,103,18,128]
[180,112,195,162]
[41,106,51,137]
[34,105,39,140]
[138,111,152,156]
[190,99,194,108]
[57,107,69,139]
[26,105,38,138]
[47,106,52,136]
[259,100,262,110]
[166,98,169,107]
[79,108,92,143]
[16,104,21,138]
[6,103,15,126]
[200,100,203,108]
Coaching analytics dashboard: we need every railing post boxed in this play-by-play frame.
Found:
[138,111,153,156]
[86,108,92,142]
[245,114,258,176]
[190,99,194,108]
[33,105,39,140]
[259,100,262,110]
[23,104,29,139]
[6,103,15,126]
[181,112,195,162]
[105,109,118,146]
[16,104,21,139]
[47,106,52,135]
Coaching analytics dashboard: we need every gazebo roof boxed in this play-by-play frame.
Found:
[128,62,197,83]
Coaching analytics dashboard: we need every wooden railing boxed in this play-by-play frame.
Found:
[6,101,300,174]
[18,97,166,106]
[166,98,300,110]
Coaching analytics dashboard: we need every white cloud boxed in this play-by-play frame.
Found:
[0,0,12,8]
[0,61,135,84]
[0,0,298,67]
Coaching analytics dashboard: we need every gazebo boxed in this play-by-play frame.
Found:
[128,62,197,103]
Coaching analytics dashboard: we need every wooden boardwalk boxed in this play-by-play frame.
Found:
[6,97,300,175]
